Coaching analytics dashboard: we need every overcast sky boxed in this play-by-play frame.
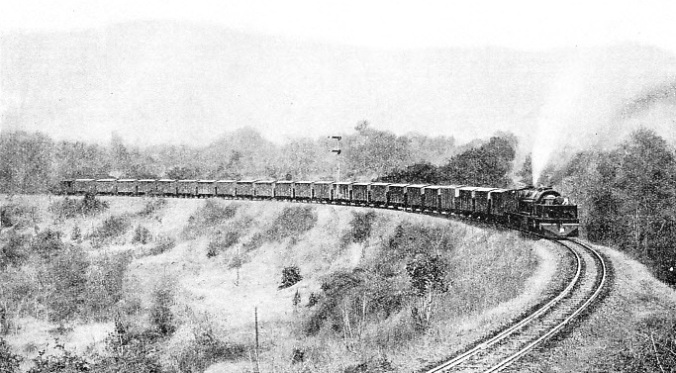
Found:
[2,1,676,147]
[2,0,676,51]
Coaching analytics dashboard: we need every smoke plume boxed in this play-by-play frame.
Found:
[531,45,676,185]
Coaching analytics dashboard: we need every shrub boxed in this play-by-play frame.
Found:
[0,338,22,373]
[31,229,66,259]
[172,317,246,373]
[291,348,305,364]
[70,225,82,242]
[0,267,36,321]
[342,210,378,245]
[242,232,266,253]
[206,230,240,258]
[85,252,133,320]
[266,206,317,241]
[279,266,303,289]
[406,254,450,328]
[138,198,167,217]
[150,283,175,337]
[49,193,108,219]
[93,320,164,373]
[1,200,38,229]
[141,236,176,257]
[28,341,89,373]
[132,225,152,245]
[90,215,131,243]
[0,231,30,268]
[183,201,239,238]
[344,356,394,373]
[47,247,90,323]
[307,293,320,308]
[381,221,453,262]
[227,254,245,269]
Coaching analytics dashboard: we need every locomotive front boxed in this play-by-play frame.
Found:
[511,187,579,238]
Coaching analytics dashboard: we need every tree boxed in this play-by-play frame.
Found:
[406,253,449,327]
[438,135,516,187]
[343,121,412,179]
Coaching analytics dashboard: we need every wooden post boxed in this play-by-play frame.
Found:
[255,307,260,372]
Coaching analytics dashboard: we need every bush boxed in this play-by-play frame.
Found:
[141,236,176,257]
[85,252,133,320]
[183,201,239,238]
[172,317,246,373]
[342,210,378,246]
[93,320,165,373]
[242,232,266,253]
[28,341,90,373]
[31,229,66,259]
[138,198,167,217]
[206,230,240,258]
[279,266,303,289]
[89,215,131,243]
[70,225,82,242]
[1,200,38,229]
[47,247,90,323]
[0,231,30,268]
[132,225,152,245]
[49,193,108,220]
[307,293,320,308]
[150,283,175,337]
[0,338,22,373]
[344,356,394,373]
[266,206,317,242]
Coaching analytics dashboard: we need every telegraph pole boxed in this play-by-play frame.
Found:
[329,136,342,181]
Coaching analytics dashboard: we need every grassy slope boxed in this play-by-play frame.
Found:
[8,195,652,372]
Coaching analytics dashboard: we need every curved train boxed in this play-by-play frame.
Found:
[60,178,579,238]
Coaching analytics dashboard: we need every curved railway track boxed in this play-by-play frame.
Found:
[423,238,608,373]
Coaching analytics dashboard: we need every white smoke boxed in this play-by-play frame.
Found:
[532,45,676,185]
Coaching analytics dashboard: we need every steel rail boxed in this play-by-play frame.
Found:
[482,239,608,373]
[423,239,583,373]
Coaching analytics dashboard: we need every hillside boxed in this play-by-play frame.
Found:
[0,194,556,372]
[1,195,674,372]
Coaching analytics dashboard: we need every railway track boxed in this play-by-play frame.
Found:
[423,238,608,373]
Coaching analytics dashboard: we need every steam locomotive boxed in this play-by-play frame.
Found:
[60,178,579,238]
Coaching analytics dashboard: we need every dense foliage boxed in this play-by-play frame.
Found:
[380,135,517,187]
[554,128,676,285]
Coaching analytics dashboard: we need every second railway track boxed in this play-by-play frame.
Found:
[424,238,608,373]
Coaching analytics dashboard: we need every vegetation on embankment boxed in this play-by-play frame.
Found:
[5,194,672,372]
[0,195,553,372]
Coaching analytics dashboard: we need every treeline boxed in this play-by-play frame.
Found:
[379,135,518,187]
[0,121,507,194]
[552,128,676,285]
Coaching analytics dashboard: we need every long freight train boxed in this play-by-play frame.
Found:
[60,178,579,238]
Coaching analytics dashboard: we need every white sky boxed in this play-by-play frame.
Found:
[2,0,676,51]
